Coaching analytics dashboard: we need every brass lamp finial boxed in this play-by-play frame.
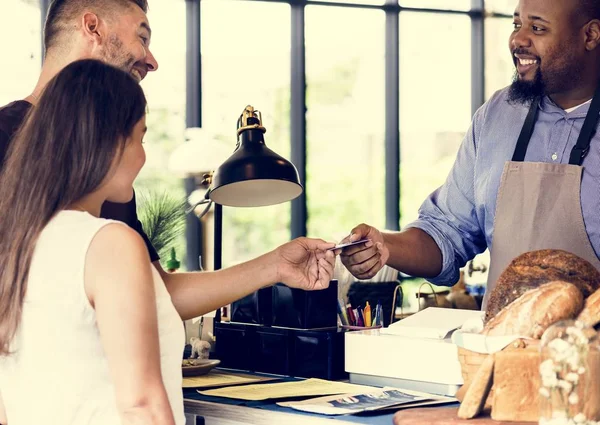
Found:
[237,105,267,136]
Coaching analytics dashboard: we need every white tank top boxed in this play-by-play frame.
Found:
[0,211,185,425]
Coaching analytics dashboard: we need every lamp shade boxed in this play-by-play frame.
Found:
[208,106,303,207]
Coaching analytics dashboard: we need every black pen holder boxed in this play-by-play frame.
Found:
[213,322,259,371]
[271,280,338,329]
[290,327,345,379]
[347,280,401,327]
[255,326,291,375]
[230,287,272,326]
[214,321,346,380]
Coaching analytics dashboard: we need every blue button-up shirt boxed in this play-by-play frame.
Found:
[406,87,600,286]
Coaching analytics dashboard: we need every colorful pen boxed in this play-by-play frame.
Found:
[346,305,356,326]
[356,306,364,327]
[353,308,361,327]
[364,302,372,327]
[337,299,349,326]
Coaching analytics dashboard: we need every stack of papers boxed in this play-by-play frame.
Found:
[196,376,456,415]
[277,387,456,415]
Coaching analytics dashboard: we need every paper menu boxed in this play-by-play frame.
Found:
[277,387,456,415]
[197,378,375,401]
[182,371,275,388]
[380,307,484,339]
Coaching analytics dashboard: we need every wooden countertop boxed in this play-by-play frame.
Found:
[393,407,533,425]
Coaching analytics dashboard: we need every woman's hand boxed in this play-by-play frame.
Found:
[275,237,337,290]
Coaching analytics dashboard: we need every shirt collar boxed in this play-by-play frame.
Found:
[539,95,593,117]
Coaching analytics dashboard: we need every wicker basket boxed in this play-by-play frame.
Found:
[456,346,494,408]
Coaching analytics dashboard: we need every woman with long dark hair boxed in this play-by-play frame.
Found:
[0,59,180,425]
[0,57,338,425]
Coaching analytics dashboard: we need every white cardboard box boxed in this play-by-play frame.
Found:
[345,308,483,396]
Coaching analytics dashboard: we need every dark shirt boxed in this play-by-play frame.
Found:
[0,100,159,262]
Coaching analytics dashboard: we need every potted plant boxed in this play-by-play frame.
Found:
[137,190,187,267]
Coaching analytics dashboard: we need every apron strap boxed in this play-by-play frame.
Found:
[569,84,600,165]
[512,97,540,162]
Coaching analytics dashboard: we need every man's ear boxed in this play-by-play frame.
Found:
[584,19,600,51]
[81,12,104,45]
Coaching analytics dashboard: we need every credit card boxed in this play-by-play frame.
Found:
[328,239,370,251]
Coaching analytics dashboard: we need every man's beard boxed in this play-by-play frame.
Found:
[507,68,545,105]
[101,34,137,77]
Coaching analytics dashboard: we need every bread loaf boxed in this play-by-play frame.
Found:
[491,346,540,422]
[485,250,600,323]
[457,354,495,419]
[577,287,600,328]
[490,344,600,422]
[482,281,583,338]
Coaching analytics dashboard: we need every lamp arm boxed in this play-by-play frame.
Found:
[186,198,211,215]
[213,202,223,323]
[214,203,222,272]
[187,182,213,217]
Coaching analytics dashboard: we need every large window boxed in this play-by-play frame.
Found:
[0,0,41,106]
[201,0,291,268]
[319,0,384,4]
[135,0,187,265]
[190,0,511,271]
[399,12,472,227]
[486,0,515,14]
[400,0,471,11]
[484,18,514,101]
[305,6,386,241]
[1,0,515,276]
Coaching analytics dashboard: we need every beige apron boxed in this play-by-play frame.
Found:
[482,94,600,310]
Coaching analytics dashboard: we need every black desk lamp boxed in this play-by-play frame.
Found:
[207,105,303,272]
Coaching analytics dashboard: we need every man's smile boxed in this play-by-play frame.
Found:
[514,54,539,76]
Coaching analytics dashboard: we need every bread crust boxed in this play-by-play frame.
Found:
[491,347,540,422]
[577,287,600,327]
[482,281,584,338]
[485,250,600,323]
[457,354,495,419]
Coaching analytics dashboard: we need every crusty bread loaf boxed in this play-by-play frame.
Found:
[583,349,600,421]
[485,250,600,323]
[457,354,495,419]
[482,281,583,338]
[577,287,600,328]
[491,346,540,422]
[491,345,600,422]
